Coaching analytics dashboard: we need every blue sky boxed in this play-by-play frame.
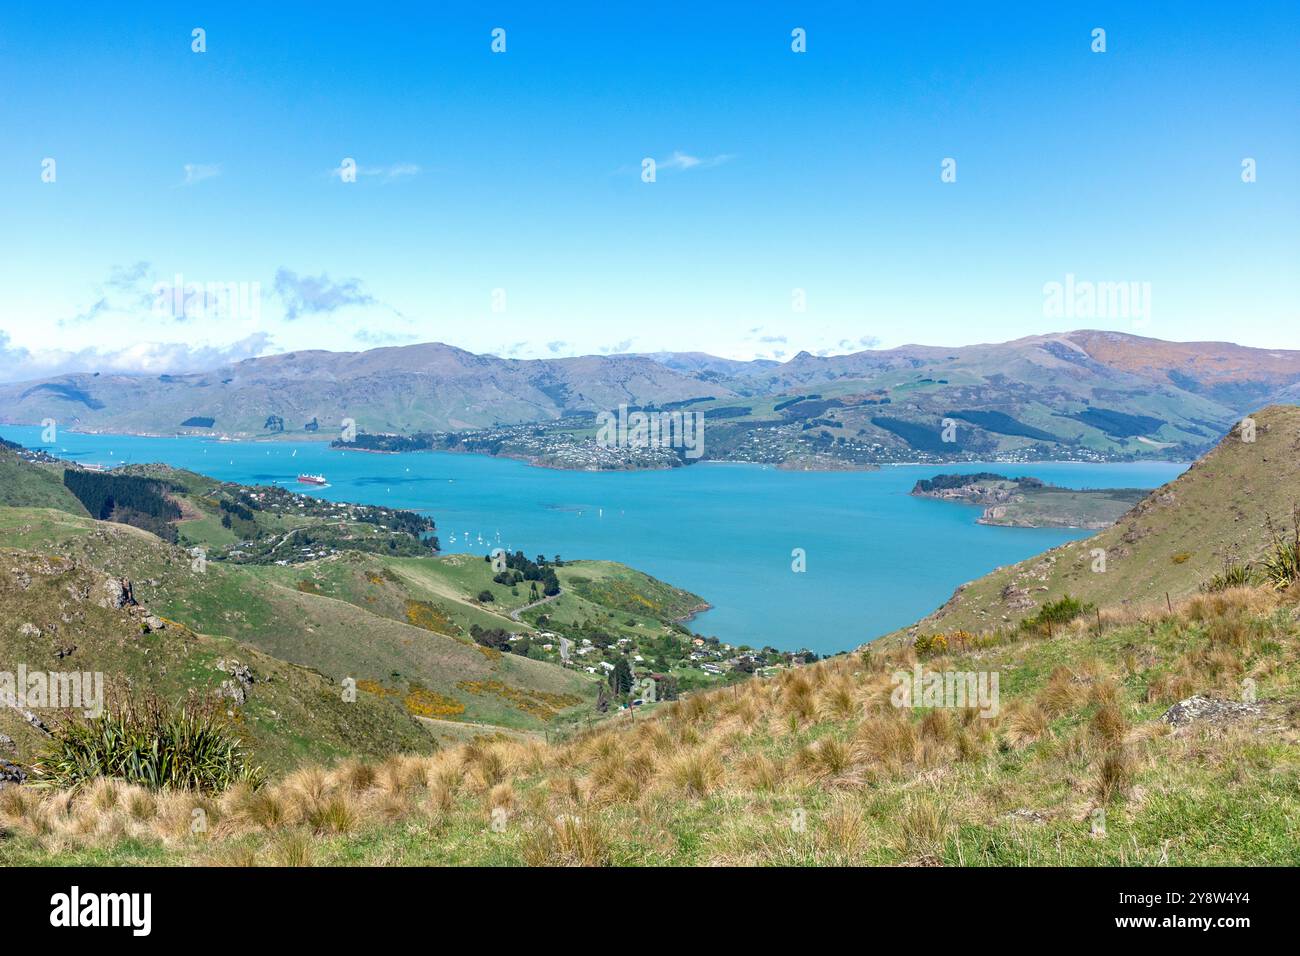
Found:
[0,1,1296,380]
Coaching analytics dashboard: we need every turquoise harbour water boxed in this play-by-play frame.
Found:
[0,426,1188,656]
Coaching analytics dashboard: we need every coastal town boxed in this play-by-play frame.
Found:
[334,411,1133,473]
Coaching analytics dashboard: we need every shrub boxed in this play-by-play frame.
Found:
[1021,595,1094,634]
[914,633,948,656]
[1261,511,1300,591]
[1203,557,1255,592]
[30,692,263,793]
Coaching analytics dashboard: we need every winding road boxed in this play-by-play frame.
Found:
[509,589,562,622]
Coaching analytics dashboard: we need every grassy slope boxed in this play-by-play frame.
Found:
[886,405,1300,642]
[0,455,741,737]
[3,584,1296,866]
[0,448,86,516]
[3,412,1300,865]
[978,485,1147,528]
[0,545,431,776]
[245,552,527,637]
[919,480,1146,529]
[5,412,1298,866]
[0,508,595,731]
[517,561,717,682]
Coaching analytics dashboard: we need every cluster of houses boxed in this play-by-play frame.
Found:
[449,419,686,471]
[530,628,784,686]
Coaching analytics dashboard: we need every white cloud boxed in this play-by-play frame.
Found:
[330,161,421,182]
[274,268,376,320]
[0,331,274,384]
[59,262,156,328]
[181,163,221,186]
[657,150,734,173]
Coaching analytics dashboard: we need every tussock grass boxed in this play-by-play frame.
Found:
[269,831,314,867]
[519,812,611,867]
[665,749,723,798]
[898,791,951,859]
[3,584,1297,866]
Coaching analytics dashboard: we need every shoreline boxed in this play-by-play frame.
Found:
[0,422,1196,476]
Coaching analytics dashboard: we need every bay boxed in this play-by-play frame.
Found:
[0,425,1187,655]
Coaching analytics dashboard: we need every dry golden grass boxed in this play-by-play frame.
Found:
[1090,699,1128,747]
[897,791,951,859]
[519,812,611,867]
[1004,702,1049,748]
[1038,666,1088,716]
[796,735,856,782]
[737,752,784,791]
[664,748,724,798]
[487,780,516,813]
[2,582,1290,867]
[269,830,314,867]
[820,794,867,855]
[856,713,918,769]
[781,673,816,722]
[1095,745,1137,804]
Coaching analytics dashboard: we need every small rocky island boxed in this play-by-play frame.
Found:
[910,472,1146,529]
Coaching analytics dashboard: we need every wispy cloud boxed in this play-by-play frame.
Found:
[354,328,418,347]
[656,150,734,173]
[329,161,421,183]
[273,269,377,320]
[0,330,273,384]
[105,261,151,291]
[59,262,156,327]
[181,163,221,186]
[599,339,634,354]
[67,296,111,326]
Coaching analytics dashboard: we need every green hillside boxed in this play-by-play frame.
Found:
[0,443,86,515]
[4,570,1297,866]
[885,404,1300,643]
[0,535,431,776]
[2,412,1299,867]
[0,507,595,733]
[0,450,735,747]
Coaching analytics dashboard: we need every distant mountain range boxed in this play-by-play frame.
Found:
[3,331,1298,464]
